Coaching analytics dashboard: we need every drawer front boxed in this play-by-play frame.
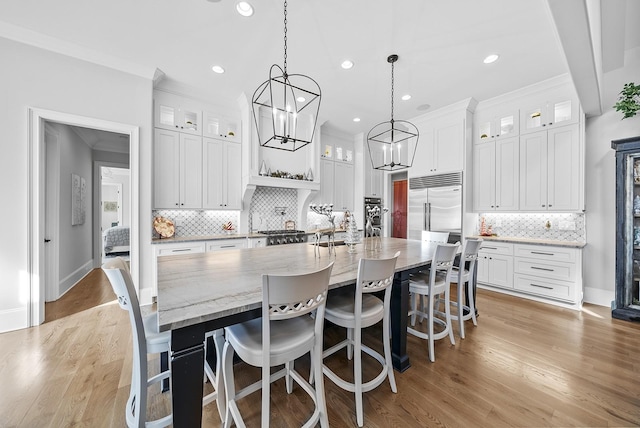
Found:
[478,242,514,256]
[157,243,205,256]
[514,259,575,281]
[514,244,576,263]
[514,274,572,301]
[206,239,247,251]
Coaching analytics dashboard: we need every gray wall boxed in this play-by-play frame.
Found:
[0,36,153,332]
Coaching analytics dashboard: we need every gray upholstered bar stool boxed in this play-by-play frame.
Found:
[446,238,483,339]
[222,262,334,428]
[407,243,459,363]
[321,252,400,427]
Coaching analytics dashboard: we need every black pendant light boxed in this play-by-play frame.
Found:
[367,54,419,170]
[252,0,321,152]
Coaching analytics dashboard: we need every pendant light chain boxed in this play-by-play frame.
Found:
[283,0,288,76]
[390,59,395,122]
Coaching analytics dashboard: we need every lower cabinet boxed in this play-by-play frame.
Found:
[248,237,266,248]
[206,239,247,251]
[477,242,514,289]
[477,240,583,308]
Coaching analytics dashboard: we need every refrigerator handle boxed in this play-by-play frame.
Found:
[427,203,432,231]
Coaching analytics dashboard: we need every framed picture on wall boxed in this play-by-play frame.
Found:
[71,173,86,225]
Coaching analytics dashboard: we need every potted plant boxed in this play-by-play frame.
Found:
[614,82,640,119]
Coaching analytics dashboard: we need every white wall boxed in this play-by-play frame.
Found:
[102,168,130,228]
[583,59,640,306]
[0,36,153,332]
[50,122,94,298]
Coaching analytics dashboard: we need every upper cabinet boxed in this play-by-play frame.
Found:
[475,109,519,142]
[154,98,202,136]
[203,138,242,210]
[315,126,355,211]
[364,144,384,197]
[203,111,241,143]
[519,93,579,134]
[411,115,465,178]
[154,129,203,209]
[473,137,519,212]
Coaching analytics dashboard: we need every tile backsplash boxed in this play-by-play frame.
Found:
[152,210,240,237]
[479,212,585,243]
[248,187,298,231]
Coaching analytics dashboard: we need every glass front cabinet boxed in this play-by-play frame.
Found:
[612,136,640,322]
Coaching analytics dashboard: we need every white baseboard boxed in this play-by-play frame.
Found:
[0,307,28,333]
[56,259,94,300]
[583,287,614,308]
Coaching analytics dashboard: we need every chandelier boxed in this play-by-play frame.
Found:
[251,0,321,152]
[367,54,419,170]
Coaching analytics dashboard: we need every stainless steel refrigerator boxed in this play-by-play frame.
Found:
[408,175,462,242]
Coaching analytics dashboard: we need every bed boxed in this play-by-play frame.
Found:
[103,226,130,255]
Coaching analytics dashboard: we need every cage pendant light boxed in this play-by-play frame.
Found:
[252,0,321,152]
[367,54,419,171]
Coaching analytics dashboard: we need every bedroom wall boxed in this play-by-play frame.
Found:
[103,168,130,228]
[0,36,153,332]
[50,123,94,299]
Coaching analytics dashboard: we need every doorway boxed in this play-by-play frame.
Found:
[29,108,140,327]
[391,173,408,239]
[99,166,130,264]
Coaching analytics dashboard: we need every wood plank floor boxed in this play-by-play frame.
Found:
[1,268,639,427]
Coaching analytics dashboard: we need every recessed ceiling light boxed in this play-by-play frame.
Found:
[211,65,225,74]
[483,54,499,64]
[353,117,361,122]
[401,94,411,101]
[417,104,431,111]
[296,96,306,102]
[341,60,354,70]
[236,2,254,17]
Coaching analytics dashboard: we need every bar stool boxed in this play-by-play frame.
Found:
[446,238,483,339]
[222,262,334,428]
[321,252,400,427]
[410,231,450,325]
[407,243,459,362]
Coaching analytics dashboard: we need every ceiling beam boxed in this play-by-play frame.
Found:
[547,0,603,116]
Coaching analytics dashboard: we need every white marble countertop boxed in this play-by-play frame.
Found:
[468,235,586,248]
[152,229,351,244]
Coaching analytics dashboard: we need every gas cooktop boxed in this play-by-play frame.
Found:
[258,230,306,235]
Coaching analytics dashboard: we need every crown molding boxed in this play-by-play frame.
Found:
[0,20,157,80]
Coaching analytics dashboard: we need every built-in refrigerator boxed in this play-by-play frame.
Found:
[408,172,463,243]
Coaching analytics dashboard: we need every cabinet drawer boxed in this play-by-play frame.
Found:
[478,241,513,256]
[514,244,576,262]
[206,239,247,251]
[514,258,575,281]
[514,274,572,301]
[156,242,205,256]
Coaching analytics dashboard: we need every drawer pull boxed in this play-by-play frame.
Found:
[172,248,191,253]
[530,283,554,290]
[531,266,554,272]
[482,246,498,250]
[220,245,235,248]
[531,251,554,256]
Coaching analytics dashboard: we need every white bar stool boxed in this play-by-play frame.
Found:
[446,238,483,338]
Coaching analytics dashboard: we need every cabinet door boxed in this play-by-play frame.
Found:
[495,111,519,139]
[225,142,242,209]
[365,145,384,197]
[472,142,496,211]
[155,100,201,135]
[203,138,224,209]
[477,253,489,283]
[433,122,463,173]
[547,124,580,211]
[519,131,548,211]
[488,255,514,289]
[317,159,335,205]
[179,134,203,209]
[495,137,519,211]
[548,97,579,129]
[335,162,354,211]
[203,111,241,143]
[154,129,181,209]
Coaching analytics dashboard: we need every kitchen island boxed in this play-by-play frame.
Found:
[157,237,439,427]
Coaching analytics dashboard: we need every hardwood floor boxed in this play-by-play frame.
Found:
[1,269,639,427]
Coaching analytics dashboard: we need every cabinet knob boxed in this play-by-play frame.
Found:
[496,205,499,208]
[549,122,553,126]
[490,205,494,208]
[175,203,179,206]
[181,203,184,206]
[175,125,178,128]
[548,204,552,207]
[542,124,546,127]
[542,204,545,207]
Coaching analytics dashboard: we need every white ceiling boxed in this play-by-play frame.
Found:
[70,125,129,154]
[1,0,636,135]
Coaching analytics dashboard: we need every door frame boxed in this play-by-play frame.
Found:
[28,108,140,326]
[44,124,60,302]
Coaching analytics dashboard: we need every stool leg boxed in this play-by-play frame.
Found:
[445,286,455,346]
[458,281,466,339]
[354,327,363,427]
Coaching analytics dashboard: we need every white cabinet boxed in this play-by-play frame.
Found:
[475,109,519,142]
[411,118,464,177]
[477,242,514,289]
[520,94,579,134]
[316,159,354,211]
[364,145,384,197]
[203,138,242,210]
[317,159,335,206]
[513,244,582,304]
[519,124,581,211]
[154,98,201,136]
[203,111,241,143]
[473,137,519,211]
[206,239,247,251]
[153,129,202,209]
[249,237,266,248]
